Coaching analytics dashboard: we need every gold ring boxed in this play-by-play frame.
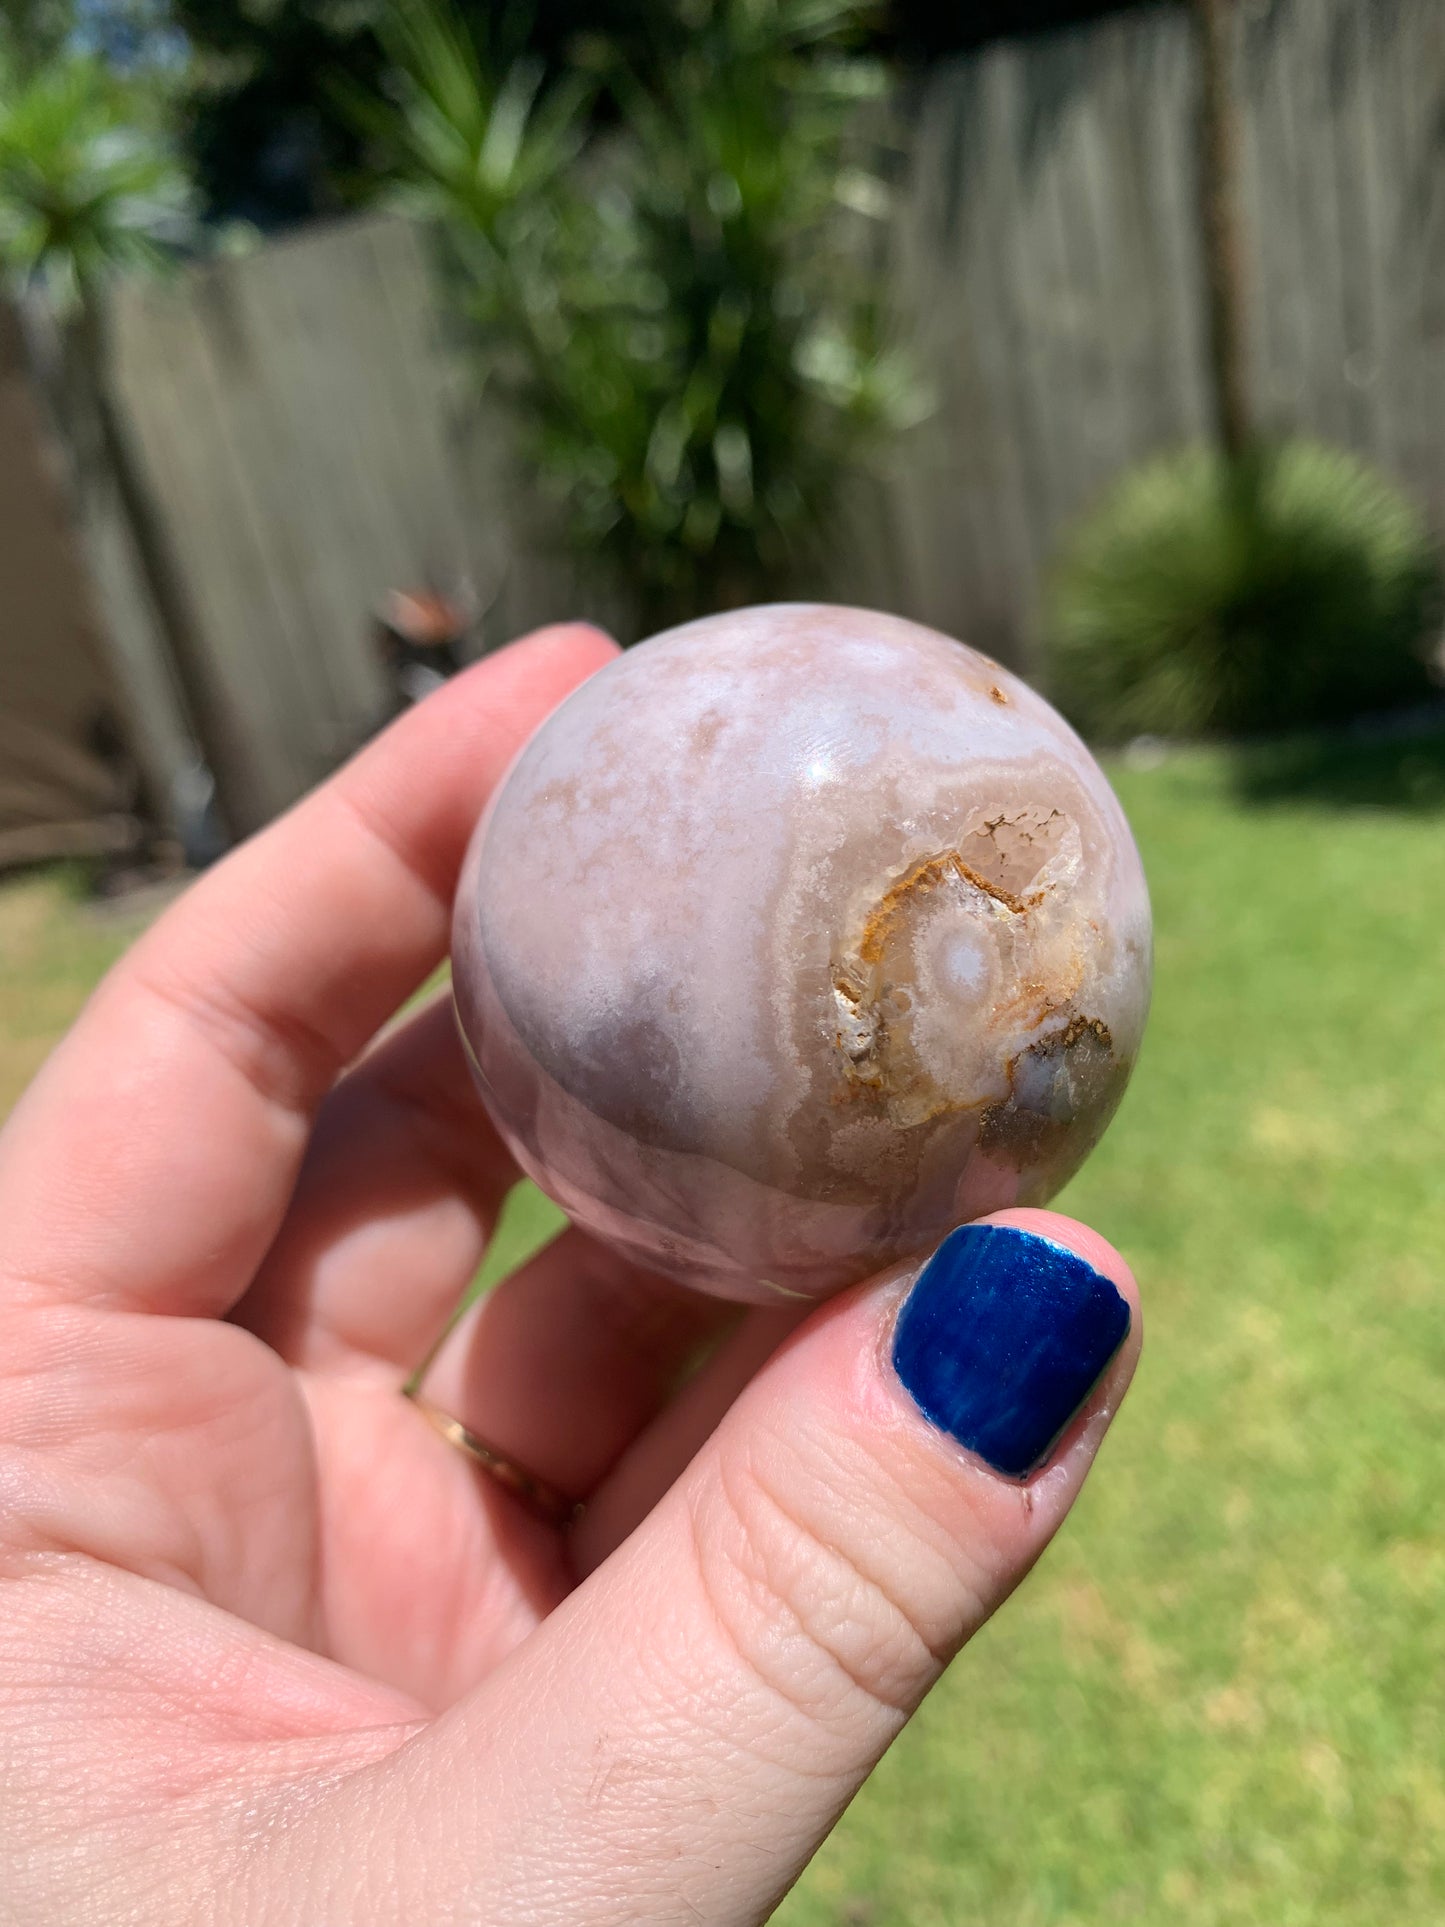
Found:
[405,1391,583,1529]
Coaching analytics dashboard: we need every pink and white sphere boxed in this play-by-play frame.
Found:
[453,605,1151,1304]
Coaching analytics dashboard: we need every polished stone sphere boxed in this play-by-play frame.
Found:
[453,605,1151,1303]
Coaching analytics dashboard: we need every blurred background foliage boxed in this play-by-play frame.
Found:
[1046,440,1442,741]
[0,48,193,307]
[359,0,923,625]
[156,0,1154,228]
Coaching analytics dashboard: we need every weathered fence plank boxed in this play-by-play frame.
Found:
[1237,0,1445,523]
[870,6,1212,666]
[107,218,491,827]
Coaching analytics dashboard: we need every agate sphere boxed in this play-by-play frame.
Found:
[452,605,1151,1303]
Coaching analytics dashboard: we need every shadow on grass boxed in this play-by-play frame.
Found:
[1232,719,1445,812]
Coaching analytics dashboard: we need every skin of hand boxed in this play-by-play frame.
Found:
[0,624,1141,1926]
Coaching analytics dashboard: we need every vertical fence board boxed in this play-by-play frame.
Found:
[108,218,487,825]
[885,5,1211,664]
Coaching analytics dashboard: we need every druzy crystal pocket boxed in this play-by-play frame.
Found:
[453,605,1151,1303]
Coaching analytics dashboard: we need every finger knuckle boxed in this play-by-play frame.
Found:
[684,1437,944,1743]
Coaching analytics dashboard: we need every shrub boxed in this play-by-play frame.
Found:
[1044,439,1442,741]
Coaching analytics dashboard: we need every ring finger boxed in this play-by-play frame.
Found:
[417,1225,740,1517]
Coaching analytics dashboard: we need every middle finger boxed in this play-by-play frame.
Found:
[235,996,514,1375]
[238,996,739,1506]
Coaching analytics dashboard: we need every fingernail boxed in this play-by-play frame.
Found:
[891,1224,1130,1479]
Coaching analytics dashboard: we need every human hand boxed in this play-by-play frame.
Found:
[0,623,1141,1925]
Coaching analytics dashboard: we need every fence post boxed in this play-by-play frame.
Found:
[1194,0,1254,459]
[14,295,195,845]
[20,290,259,843]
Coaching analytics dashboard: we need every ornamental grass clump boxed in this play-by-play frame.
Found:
[1046,440,1442,741]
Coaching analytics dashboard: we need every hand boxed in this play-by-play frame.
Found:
[0,624,1141,1925]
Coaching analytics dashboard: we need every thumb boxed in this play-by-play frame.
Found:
[320,1210,1139,1925]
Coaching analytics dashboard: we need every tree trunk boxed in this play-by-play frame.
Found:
[1194,0,1253,462]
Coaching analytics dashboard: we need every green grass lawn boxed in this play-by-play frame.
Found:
[0,865,176,1118]
[3,732,1444,1924]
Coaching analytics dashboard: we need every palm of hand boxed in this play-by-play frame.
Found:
[2,629,724,1867]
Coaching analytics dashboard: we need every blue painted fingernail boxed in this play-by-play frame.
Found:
[891,1224,1130,1479]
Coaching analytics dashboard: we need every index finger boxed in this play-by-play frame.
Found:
[0,623,616,1318]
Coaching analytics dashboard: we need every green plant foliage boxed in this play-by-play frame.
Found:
[363,0,921,629]
[170,1,1124,229]
[1045,440,1442,740]
[0,50,195,308]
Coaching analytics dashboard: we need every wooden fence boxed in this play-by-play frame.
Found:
[865,0,1445,663]
[103,217,491,828]
[73,0,1445,832]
